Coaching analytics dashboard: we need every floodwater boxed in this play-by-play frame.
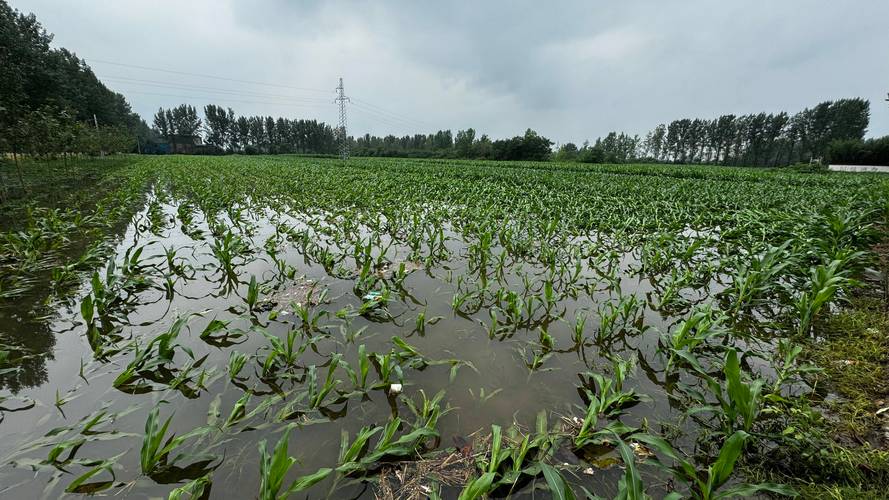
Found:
[0,192,730,499]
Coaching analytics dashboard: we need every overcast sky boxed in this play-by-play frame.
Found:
[16,0,889,143]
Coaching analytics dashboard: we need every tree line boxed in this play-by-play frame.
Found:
[151,105,338,155]
[555,98,873,166]
[0,0,149,163]
[827,94,889,166]
[351,128,553,161]
[828,137,889,166]
[154,97,877,167]
[152,104,555,161]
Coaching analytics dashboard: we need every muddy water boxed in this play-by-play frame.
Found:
[0,194,717,499]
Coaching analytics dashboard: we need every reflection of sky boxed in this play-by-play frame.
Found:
[0,179,699,497]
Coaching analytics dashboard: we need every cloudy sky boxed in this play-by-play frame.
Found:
[17,0,889,143]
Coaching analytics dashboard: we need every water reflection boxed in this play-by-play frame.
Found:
[0,191,741,498]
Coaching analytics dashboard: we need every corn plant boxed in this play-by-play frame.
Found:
[227,351,249,381]
[305,357,342,409]
[288,407,443,495]
[259,328,317,376]
[565,309,584,340]
[770,339,819,392]
[722,241,792,316]
[574,357,647,448]
[683,349,764,434]
[140,406,209,476]
[795,259,855,336]
[660,306,728,373]
[629,430,797,499]
[258,427,298,500]
[245,274,260,312]
[458,412,558,499]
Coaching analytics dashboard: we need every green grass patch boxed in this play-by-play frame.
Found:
[811,297,889,437]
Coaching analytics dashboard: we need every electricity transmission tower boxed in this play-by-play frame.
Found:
[334,77,350,160]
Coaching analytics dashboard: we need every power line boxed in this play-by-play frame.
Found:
[89,57,433,134]
[115,89,332,110]
[351,102,426,129]
[88,59,331,94]
[99,76,330,104]
[351,97,429,128]
[350,106,416,132]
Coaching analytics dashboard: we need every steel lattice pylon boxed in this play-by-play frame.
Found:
[334,77,350,160]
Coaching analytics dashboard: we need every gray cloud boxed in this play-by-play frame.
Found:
[16,0,889,143]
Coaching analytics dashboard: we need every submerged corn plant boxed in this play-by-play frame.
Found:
[574,357,648,449]
[140,406,212,477]
[794,259,856,336]
[660,306,729,373]
[628,430,797,499]
[3,155,884,499]
[681,349,766,435]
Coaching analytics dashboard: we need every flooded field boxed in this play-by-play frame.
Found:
[1,156,887,498]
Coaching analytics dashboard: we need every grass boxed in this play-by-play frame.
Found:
[742,296,889,498]
[812,297,889,436]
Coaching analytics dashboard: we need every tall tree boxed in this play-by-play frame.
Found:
[169,105,201,137]
[203,104,232,150]
[455,128,476,158]
[0,0,145,157]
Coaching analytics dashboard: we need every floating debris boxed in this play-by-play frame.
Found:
[375,260,425,279]
[257,279,320,311]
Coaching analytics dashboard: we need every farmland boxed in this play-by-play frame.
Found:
[1,155,888,498]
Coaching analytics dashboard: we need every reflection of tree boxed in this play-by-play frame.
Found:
[0,294,56,392]
[0,215,137,393]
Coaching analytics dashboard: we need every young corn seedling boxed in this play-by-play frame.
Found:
[458,412,558,499]
[245,274,260,312]
[794,259,854,336]
[114,314,201,393]
[612,433,650,500]
[538,326,555,352]
[414,309,443,335]
[574,357,647,449]
[629,430,797,499]
[722,241,792,316]
[200,318,247,347]
[228,351,249,381]
[660,306,728,373]
[305,356,342,409]
[683,349,764,435]
[572,310,588,345]
[259,327,320,377]
[340,344,372,393]
[258,427,306,500]
[770,339,819,393]
[140,406,209,477]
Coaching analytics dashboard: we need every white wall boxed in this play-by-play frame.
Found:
[829,165,889,173]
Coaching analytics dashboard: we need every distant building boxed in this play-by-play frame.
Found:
[169,134,203,154]
[141,134,224,155]
[144,134,223,155]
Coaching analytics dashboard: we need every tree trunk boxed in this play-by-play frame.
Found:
[0,166,6,203]
[13,149,25,192]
